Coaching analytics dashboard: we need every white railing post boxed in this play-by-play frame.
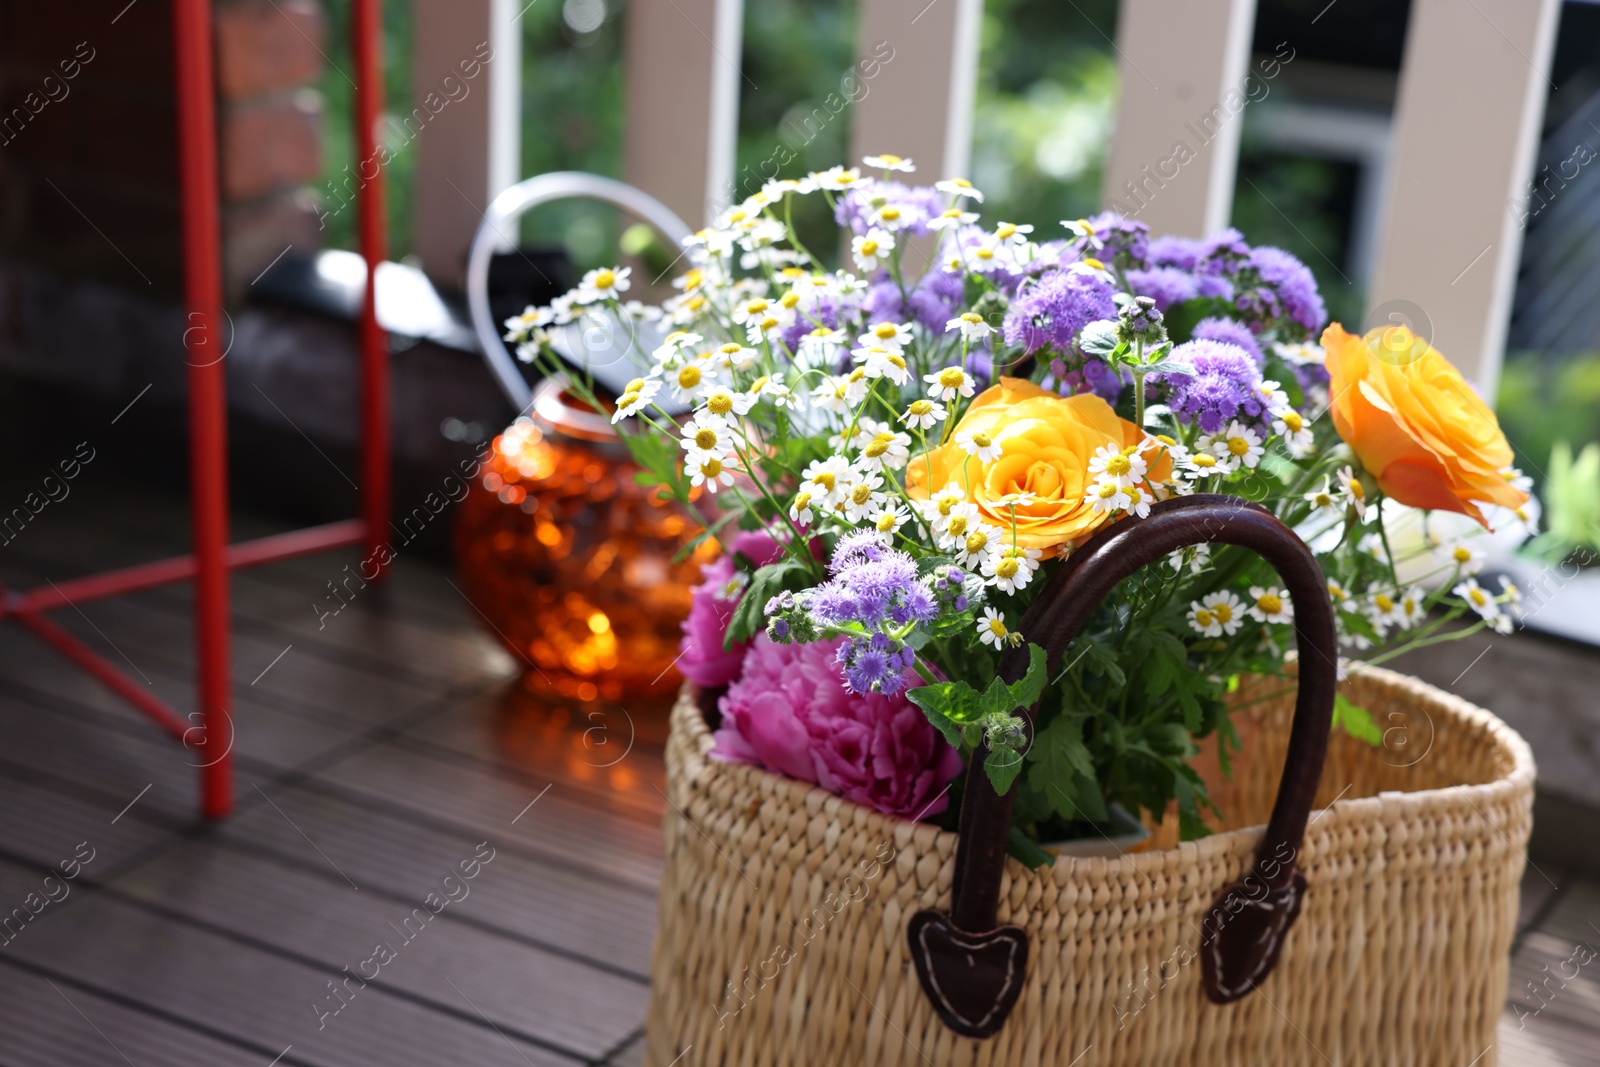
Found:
[1367,0,1561,397]
[623,0,745,228]
[1102,0,1259,237]
[410,0,522,288]
[849,0,984,182]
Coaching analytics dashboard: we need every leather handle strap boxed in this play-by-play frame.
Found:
[911,495,1338,1035]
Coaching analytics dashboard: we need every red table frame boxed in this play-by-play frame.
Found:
[0,0,390,819]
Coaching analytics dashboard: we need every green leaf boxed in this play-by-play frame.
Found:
[1078,319,1119,357]
[907,681,985,748]
[1332,692,1383,746]
[1006,827,1055,870]
[1081,642,1126,689]
[723,560,806,649]
[978,675,1016,719]
[1030,717,1097,822]
[1008,643,1050,709]
[672,511,737,563]
[984,746,1024,794]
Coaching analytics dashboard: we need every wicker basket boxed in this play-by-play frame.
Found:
[643,499,1535,1066]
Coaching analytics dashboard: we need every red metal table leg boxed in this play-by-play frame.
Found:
[354,0,391,579]
[173,0,232,818]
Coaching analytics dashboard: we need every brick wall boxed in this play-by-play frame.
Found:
[0,0,326,299]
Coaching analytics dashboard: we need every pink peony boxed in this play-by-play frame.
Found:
[677,530,785,688]
[711,635,963,820]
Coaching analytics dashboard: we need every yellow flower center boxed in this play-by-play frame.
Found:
[864,433,893,458]
[1313,492,1333,507]
[1402,596,1418,613]
[995,558,1019,579]
[594,269,615,289]
[1282,412,1304,432]
[1213,604,1233,624]
[971,431,992,448]
[941,208,964,220]
[619,390,640,409]
[686,295,707,312]
[1075,218,1094,233]
[699,457,723,477]
[1374,594,1394,613]
[988,619,1007,637]
[745,300,768,315]
[947,514,969,537]
[793,492,812,510]
[1349,479,1365,500]
[624,377,646,393]
[780,291,800,309]
[965,531,989,554]
[880,207,901,222]
[873,323,899,340]
[1227,436,1251,457]
[1453,547,1472,564]
[860,240,879,256]
[1083,257,1105,271]
[848,367,866,383]
[909,400,933,416]
[719,342,744,355]
[1258,594,1284,615]
[677,365,702,389]
[693,427,719,450]
[996,223,1017,240]
[727,210,747,223]
[876,154,904,164]
[1193,454,1217,469]
[1127,486,1143,505]
[886,353,906,371]
[1195,609,1214,627]
[811,471,836,492]
[938,368,965,388]
[875,513,898,533]
[758,316,779,332]
[1105,454,1131,477]
[706,392,733,415]
[1097,483,1118,500]
[975,247,995,260]
[850,483,873,505]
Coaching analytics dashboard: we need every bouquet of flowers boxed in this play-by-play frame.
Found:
[504,154,1533,854]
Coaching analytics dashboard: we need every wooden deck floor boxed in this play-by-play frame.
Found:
[0,479,1593,1066]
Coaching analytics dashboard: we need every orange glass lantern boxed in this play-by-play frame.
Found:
[454,377,716,701]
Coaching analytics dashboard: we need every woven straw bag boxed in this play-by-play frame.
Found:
[644,497,1535,1066]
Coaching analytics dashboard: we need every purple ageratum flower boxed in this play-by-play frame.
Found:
[1191,315,1264,366]
[1126,267,1199,312]
[837,631,918,696]
[1081,211,1150,267]
[778,294,841,358]
[1159,339,1266,434]
[830,529,893,573]
[1195,273,1236,301]
[1002,269,1117,354]
[810,547,934,631]
[1199,227,1251,276]
[835,179,945,239]
[1249,246,1327,333]
[863,267,963,334]
[1148,235,1203,271]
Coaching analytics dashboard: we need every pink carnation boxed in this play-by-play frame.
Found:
[677,530,784,688]
[711,635,963,820]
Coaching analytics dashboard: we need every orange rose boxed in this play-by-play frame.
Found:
[1321,323,1527,526]
[907,378,1169,552]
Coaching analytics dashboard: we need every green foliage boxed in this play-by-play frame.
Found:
[1332,693,1383,747]
[1525,440,1600,564]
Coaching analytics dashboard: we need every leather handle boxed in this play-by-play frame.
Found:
[910,495,1338,1036]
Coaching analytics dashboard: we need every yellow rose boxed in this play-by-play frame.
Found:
[1322,323,1528,526]
[907,378,1167,551]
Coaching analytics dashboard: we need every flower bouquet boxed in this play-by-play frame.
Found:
[506,153,1532,851]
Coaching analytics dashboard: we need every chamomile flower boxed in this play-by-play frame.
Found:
[925,365,976,401]
[1454,578,1511,633]
[574,266,631,304]
[993,221,1033,246]
[1181,449,1232,480]
[687,453,734,493]
[984,544,1042,594]
[1169,542,1212,575]
[965,237,1010,275]
[503,306,553,342]
[811,165,865,191]
[1498,465,1534,493]
[859,320,913,350]
[611,377,659,423]
[1085,478,1131,514]
[1088,443,1148,487]
[810,375,853,415]
[868,499,911,535]
[1061,217,1103,249]
[945,312,994,341]
[1189,591,1246,637]
[1123,484,1153,519]
[902,398,947,431]
[977,607,1020,649]
[928,207,980,232]
[935,177,984,202]
[856,423,912,472]
[652,330,702,363]
[679,413,735,459]
[1336,465,1371,522]
[1067,256,1114,283]
[1211,421,1265,469]
[1438,541,1486,575]
[1256,379,1293,415]
[1327,578,1356,611]
[864,153,916,173]
[787,490,817,526]
[840,471,886,524]
[712,341,759,371]
[857,344,912,386]
[955,428,1003,463]
[800,456,850,508]
[920,484,967,531]
[1273,408,1315,458]
[869,203,911,232]
[1304,478,1339,513]
[797,326,847,367]
[698,385,757,421]
[1498,575,1523,609]
[954,522,1000,566]
[936,502,980,550]
[1247,586,1293,624]
[851,228,895,272]
[1395,586,1427,629]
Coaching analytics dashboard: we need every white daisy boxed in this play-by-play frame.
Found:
[1395,585,1427,629]
[679,413,735,460]
[935,177,984,202]
[1061,217,1103,250]
[687,453,734,493]
[859,320,913,350]
[868,499,911,536]
[1088,443,1148,487]
[1211,421,1265,469]
[1365,585,1403,630]
[652,330,702,363]
[1438,541,1486,576]
[698,385,757,422]
[811,165,865,191]
[856,344,912,386]
[955,428,1002,463]
[936,502,981,551]
[1123,483,1153,519]
[863,153,915,173]
[1273,408,1315,458]
[856,424,912,472]
[1169,542,1212,576]
[925,365,976,402]
[839,471,885,524]
[977,607,1018,649]
[1498,465,1535,493]
[1247,586,1293,624]
[1304,478,1339,513]
[1066,255,1113,283]
[1454,578,1510,633]
[1336,465,1372,522]
[711,341,759,371]
[851,228,895,272]
[800,456,851,508]
[902,398,947,431]
[993,221,1033,246]
[1085,477,1130,515]
[789,489,817,526]
[954,522,1000,566]
[1191,591,1246,637]
[928,207,980,232]
[945,312,993,341]
[796,326,847,368]
[611,377,659,424]
[984,544,1042,595]
[574,266,631,304]
[1181,449,1233,481]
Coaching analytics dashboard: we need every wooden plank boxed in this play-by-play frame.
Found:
[3,890,581,1067]
[623,0,744,225]
[109,842,648,1060]
[215,778,658,975]
[0,773,172,876]
[1367,0,1561,395]
[849,0,985,181]
[1102,0,1259,236]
